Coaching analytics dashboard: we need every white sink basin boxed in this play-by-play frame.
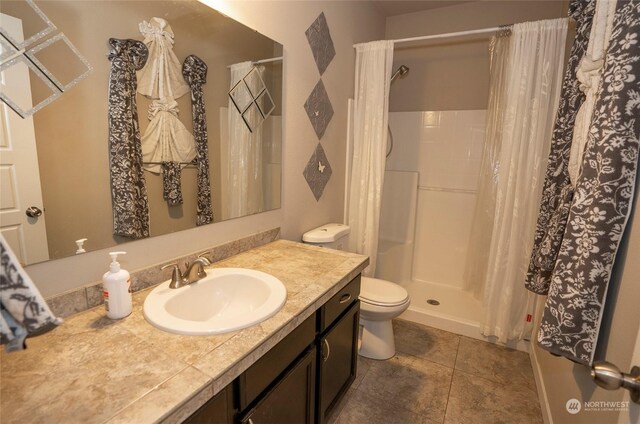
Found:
[143,268,287,335]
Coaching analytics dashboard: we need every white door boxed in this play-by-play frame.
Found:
[0,13,49,265]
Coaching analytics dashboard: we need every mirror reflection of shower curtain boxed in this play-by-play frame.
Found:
[223,62,264,219]
[464,19,568,343]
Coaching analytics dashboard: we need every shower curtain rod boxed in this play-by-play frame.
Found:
[253,56,283,65]
[353,26,503,47]
[226,56,283,68]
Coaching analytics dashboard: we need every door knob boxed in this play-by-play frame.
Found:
[591,361,640,404]
[25,206,43,218]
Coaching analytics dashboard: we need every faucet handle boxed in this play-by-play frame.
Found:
[161,262,179,271]
[161,263,185,289]
[197,252,211,264]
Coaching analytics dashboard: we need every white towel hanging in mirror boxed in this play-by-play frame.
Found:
[141,99,196,173]
[137,17,190,100]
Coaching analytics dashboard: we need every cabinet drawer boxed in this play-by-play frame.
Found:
[240,346,316,424]
[319,274,360,332]
[238,313,316,410]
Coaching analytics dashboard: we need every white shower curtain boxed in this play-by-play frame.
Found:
[463,29,511,300]
[347,41,393,276]
[471,19,568,342]
[223,62,264,219]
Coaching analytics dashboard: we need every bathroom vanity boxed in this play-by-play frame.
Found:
[188,275,361,423]
[0,240,368,423]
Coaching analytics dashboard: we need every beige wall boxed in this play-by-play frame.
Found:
[26,0,385,297]
[385,0,567,112]
[207,0,386,240]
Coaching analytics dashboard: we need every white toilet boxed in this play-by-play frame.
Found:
[302,223,410,360]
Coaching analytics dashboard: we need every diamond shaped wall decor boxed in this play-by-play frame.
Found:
[304,79,334,140]
[303,143,333,201]
[305,12,335,76]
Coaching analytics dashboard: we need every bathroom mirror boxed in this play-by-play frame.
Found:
[0,0,93,117]
[0,0,283,265]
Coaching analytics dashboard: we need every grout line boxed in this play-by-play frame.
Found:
[395,347,456,370]
[442,335,461,424]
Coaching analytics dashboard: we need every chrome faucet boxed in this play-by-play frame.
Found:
[161,255,211,289]
[184,257,211,284]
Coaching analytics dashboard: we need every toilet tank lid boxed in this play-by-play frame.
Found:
[302,223,350,243]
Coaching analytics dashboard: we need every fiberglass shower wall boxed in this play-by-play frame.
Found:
[379,110,486,288]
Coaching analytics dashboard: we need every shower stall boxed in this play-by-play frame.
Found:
[362,19,568,352]
[377,110,493,344]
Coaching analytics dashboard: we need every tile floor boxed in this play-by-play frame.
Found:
[329,319,543,424]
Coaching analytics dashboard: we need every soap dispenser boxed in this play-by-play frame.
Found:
[75,238,87,254]
[102,251,132,319]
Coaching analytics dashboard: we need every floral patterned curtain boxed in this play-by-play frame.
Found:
[108,38,150,239]
[534,1,640,365]
[1,235,62,352]
[161,161,183,206]
[526,0,596,293]
[183,55,213,226]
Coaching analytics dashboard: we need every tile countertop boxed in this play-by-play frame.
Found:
[0,240,369,424]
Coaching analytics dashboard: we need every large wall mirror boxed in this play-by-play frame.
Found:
[0,0,283,265]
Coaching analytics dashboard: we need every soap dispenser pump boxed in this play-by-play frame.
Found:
[102,251,132,319]
[75,238,87,254]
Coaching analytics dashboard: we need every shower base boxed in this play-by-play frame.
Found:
[399,279,529,352]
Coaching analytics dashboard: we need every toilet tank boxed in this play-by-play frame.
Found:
[302,223,350,250]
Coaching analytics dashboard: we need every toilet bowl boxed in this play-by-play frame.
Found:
[302,223,411,360]
[359,276,410,360]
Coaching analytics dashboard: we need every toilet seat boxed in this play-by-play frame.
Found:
[360,277,409,307]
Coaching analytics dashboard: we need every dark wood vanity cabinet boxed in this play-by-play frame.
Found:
[184,384,234,424]
[240,346,317,424]
[317,301,360,424]
[316,275,361,424]
[185,274,361,424]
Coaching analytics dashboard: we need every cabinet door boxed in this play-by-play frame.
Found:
[318,301,360,423]
[241,346,316,424]
[238,314,316,410]
[184,384,234,424]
